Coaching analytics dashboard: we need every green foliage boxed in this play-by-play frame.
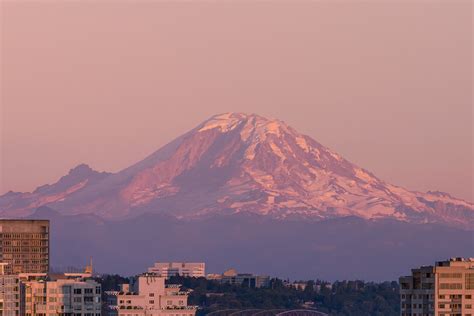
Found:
[95,274,129,291]
[314,281,400,316]
[166,276,400,316]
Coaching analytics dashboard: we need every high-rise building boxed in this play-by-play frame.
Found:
[147,262,205,278]
[0,220,50,274]
[106,273,196,316]
[400,257,474,316]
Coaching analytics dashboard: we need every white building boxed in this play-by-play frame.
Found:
[107,273,196,316]
[22,272,102,316]
[147,262,205,279]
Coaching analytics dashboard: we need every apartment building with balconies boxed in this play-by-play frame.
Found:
[400,257,474,316]
[22,272,101,316]
[106,273,196,316]
[0,263,20,316]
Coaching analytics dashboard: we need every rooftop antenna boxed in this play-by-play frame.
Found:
[84,257,93,274]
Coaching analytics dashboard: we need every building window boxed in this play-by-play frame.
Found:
[439,283,462,290]
[439,273,462,278]
[466,273,474,290]
[400,282,410,289]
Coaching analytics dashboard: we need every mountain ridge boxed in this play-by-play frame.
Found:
[1,112,472,229]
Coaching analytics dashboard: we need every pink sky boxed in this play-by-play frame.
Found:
[0,1,472,201]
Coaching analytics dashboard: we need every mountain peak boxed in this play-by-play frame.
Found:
[68,163,95,176]
[209,112,271,121]
[199,112,268,132]
[198,112,293,142]
[0,113,472,228]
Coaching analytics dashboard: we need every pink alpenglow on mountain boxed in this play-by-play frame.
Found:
[0,113,472,229]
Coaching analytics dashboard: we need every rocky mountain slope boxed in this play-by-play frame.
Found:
[1,113,472,228]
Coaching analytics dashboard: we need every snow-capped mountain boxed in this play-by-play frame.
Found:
[1,113,472,228]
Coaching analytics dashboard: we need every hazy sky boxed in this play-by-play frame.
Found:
[1,1,472,201]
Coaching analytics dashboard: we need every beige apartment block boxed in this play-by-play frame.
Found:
[22,273,102,316]
[400,257,474,316]
[0,220,49,274]
[106,273,196,316]
[147,263,205,279]
[0,263,20,316]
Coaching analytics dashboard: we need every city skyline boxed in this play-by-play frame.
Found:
[0,217,471,315]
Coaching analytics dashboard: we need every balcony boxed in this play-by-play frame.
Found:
[164,306,198,310]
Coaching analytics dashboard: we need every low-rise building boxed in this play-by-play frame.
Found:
[287,281,308,291]
[399,257,474,316]
[207,269,270,288]
[106,273,196,316]
[147,262,205,279]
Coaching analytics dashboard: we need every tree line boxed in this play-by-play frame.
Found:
[97,274,400,316]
